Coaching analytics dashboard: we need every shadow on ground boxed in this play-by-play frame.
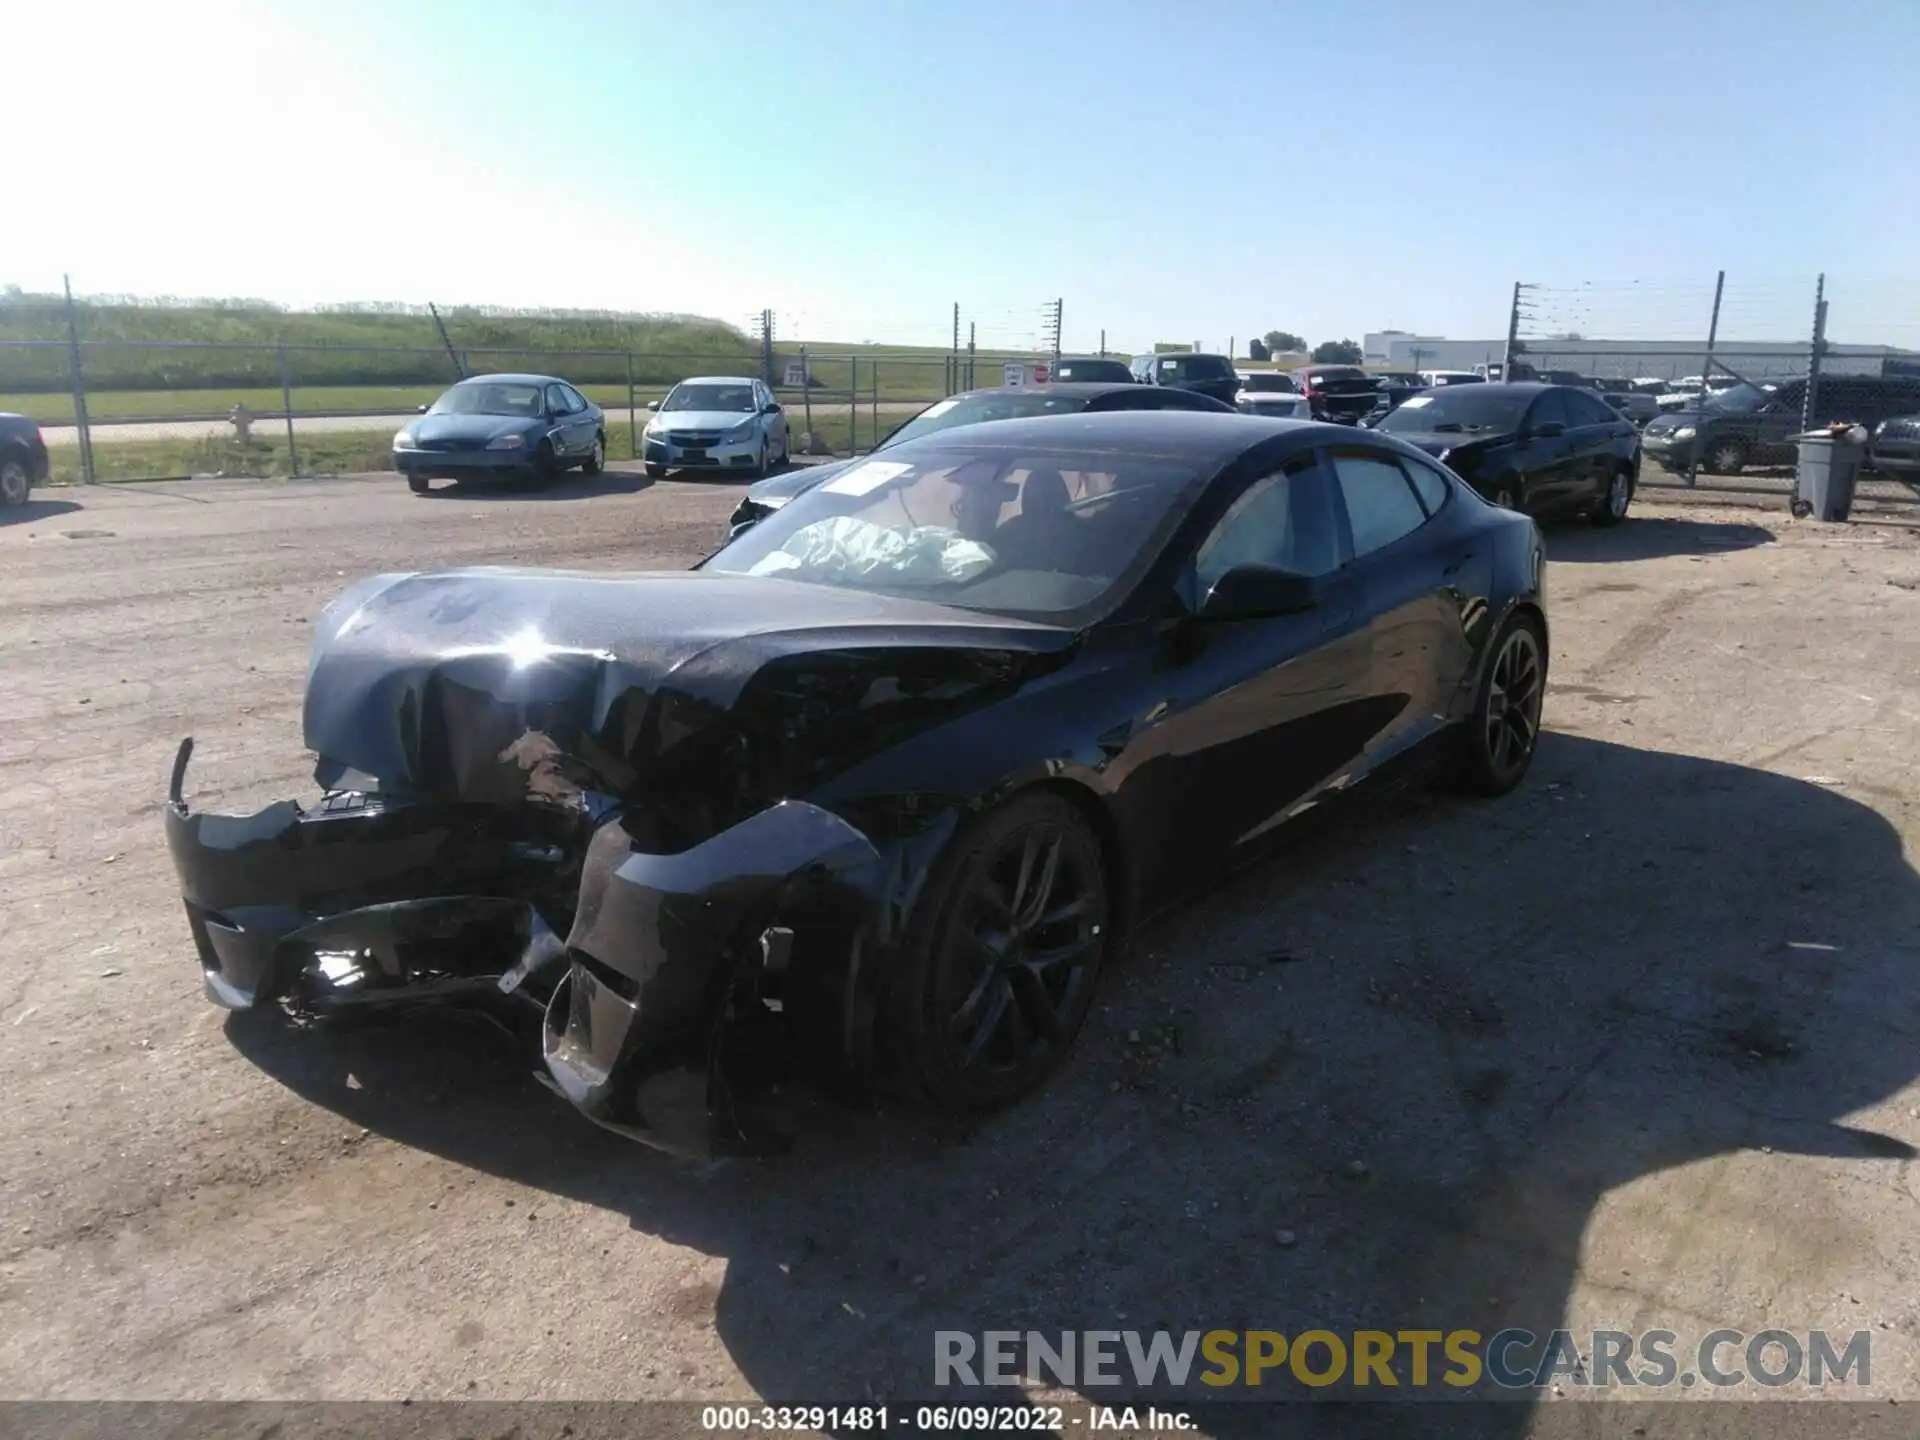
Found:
[231,735,1919,1437]
[1546,514,1776,563]
[434,468,659,502]
[0,497,84,525]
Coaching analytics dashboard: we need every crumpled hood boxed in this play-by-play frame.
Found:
[303,567,1074,805]
[409,412,537,446]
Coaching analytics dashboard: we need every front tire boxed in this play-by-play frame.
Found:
[891,792,1111,1112]
[1703,438,1747,475]
[583,433,605,476]
[1592,464,1633,526]
[751,438,769,480]
[1456,612,1547,797]
[405,472,429,495]
[644,462,668,480]
[1,458,31,506]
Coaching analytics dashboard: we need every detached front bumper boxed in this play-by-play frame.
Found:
[163,739,885,1158]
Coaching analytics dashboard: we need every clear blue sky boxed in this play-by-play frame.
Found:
[17,0,1920,351]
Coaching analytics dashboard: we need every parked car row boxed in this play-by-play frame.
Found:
[1642,374,1920,475]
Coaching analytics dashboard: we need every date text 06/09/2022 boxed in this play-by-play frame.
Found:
[699,1404,1199,1432]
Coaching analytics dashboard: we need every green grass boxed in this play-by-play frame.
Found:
[42,409,906,485]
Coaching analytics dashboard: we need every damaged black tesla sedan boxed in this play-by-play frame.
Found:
[165,411,1548,1158]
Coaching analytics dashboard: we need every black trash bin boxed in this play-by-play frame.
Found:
[1792,429,1867,521]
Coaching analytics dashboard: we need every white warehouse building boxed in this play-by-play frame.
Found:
[1360,330,1911,382]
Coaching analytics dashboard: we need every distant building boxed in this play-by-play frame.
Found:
[1362,332,1915,382]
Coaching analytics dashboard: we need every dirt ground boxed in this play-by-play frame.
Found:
[3,469,1920,1432]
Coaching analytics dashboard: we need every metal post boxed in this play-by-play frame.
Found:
[428,302,464,378]
[1687,270,1726,488]
[1053,298,1063,368]
[967,323,975,390]
[62,275,95,485]
[761,309,775,386]
[870,360,878,447]
[800,344,814,447]
[277,343,300,478]
[1501,282,1523,383]
[1099,329,1106,358]
[849,355,858,455]
[1803,274,1827,436]
[627,351,638,459]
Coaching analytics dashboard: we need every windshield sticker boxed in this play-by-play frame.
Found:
[820,460,914,497]
[1398,395,1433,408]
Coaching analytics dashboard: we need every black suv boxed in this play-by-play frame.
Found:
[1642,374,1920,475]
[1126,352,1240,406]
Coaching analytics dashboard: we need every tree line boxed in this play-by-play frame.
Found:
[1247,330,1363,365]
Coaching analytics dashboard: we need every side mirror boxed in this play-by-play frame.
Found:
[1528,421,1565,438]
[1200,565,1319,620]
[415,403,429,414]
[763,401,782,414]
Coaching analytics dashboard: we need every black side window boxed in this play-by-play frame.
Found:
[1399,454,1453,515]
[562,384,590,412]
[1527,391,1574,431]
[1330,450,1430,558]
[544,384,572,415]
[1565,391,1617,427]
[1191,453,1345,599]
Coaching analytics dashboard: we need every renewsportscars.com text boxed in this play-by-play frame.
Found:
[934,1328,1872,1391]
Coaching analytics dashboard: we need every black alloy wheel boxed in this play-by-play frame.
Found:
[898,793,1110,1110]
[1459,614,1547,796]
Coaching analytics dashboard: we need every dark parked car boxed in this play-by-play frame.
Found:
[1375,382,1641,523]
[1127,352,1241,406]
[1594,378,1661,425]
[0,413,50,506]
[1642,375,1920,475]
[1049,357,1135,384]
[726,382,1232,536]
[1869,415,1920,482]
[392,374,605,494]
[1538,370,1600,390]
[1290,365,1381,424]
[1237,372,1299,394]
[1360,373,1429,427]
[163,411,1548,1157]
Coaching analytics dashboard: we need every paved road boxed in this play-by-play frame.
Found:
[3,472,1920,1424]
[40,401,932,447]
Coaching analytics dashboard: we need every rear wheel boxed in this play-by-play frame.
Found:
[1592,464,1633,526]
[0,458,30,506]
[1456,613,1547,797]
[891,792,1111,1112]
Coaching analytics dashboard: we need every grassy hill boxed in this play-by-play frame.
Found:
[0,293,758,393]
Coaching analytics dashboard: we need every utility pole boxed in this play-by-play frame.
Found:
[1688,270,1727,488]
[1099,328,1106,358]
[759,309,776,386]
[427,302,465,378]
[62,274,95,485]
[967,322,976,390]
[1501,282,1526,382]
[1041,298,1063,368]
[1802,274,1827,437]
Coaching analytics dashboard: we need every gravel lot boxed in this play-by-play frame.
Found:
[4,469,1920,1431]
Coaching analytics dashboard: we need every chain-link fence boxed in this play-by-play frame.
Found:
[1496,274,1920,505]
[2,292,1096,484]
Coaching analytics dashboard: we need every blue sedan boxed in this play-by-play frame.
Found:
[392,374,606,493]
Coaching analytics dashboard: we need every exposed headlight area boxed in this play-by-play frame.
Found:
[1671,426,1696,442]
[486,434,526,451]
[723,419,758,443]
[392,429,415,449]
